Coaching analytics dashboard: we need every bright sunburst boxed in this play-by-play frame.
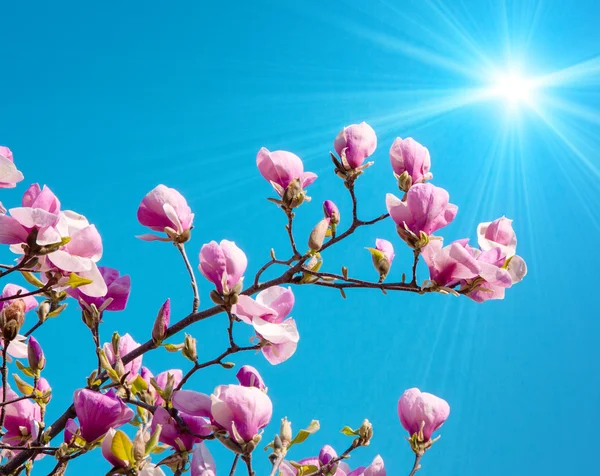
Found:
[490,71,535,107]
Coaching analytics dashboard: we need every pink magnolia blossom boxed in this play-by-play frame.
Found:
[256,148,317,196]
[347,455,386,476]
[191,442,216,476]
[0,184,62,245]
[465,247,513,303]
[367,239,395,281]
[421,240,480,287]
[137,184,194,242]
[0,284,38,314]
[386,184,457,238]
[0,146,24,188]
[154,369,183,406]
[0,384,42,448]
[279,445,351,475]
[103,333,142,382]
[390,137,432,188]
[68,266,131,312]
[334,122,377,169]
[199,240,247,295]
[234,286,299,365]
[398,388,450,441]
[173,384,272,444]
[72,389,133,443]
[151,406,211,451]
[477,216,517,257]
[236,365,266,391]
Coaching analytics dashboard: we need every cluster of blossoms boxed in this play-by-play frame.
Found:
[0,124,525,476]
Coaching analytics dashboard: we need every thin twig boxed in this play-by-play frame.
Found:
[0,346,9,430]
[0,394,34,407]
[408,453,423,476]
[268,453,285,476]
[242,453,255,476]
[0,284,53,304]
[411,249,420,285]
[285,210,301,259]
[176,243,200,313]
[229,454,240,476]
[23,320,43,338]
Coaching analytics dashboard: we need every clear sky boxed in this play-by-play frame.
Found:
[1,1,599,474]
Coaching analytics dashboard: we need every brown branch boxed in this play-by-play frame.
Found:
[176,242,200,314]
[284,210,301,259]
[0,394,34,407]
[411,249,420,285]
[0,345,8,431]
[242,453,255,476]
[408,453,423,476]
[23,320,43,338]
[229,454,240,476]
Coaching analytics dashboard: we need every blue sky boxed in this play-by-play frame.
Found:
[1,1,599,474]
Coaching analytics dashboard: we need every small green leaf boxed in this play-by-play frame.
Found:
[289,462,319,475]
[340,425,359,437]
[130,375,148,395]
[13,374,34,395]
[15,360,35,378]
[145,424,162,455]
[289,420,320,448]
[46,303,67,318]
[162,343,183,353]
[65,273,93,289]
[20,271,44,288]
[111,430,133,464]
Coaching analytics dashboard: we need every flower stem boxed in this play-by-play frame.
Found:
[408,453,423,476]
[176,242,200,313]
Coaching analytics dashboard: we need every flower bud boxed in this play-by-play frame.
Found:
[280,417,292,447]
[308,218,330,251]
[0,299,26,342]
[322,200,340,225]
[358,419,373,445]
[367,239,395,282]
[37,301,51,322]
[182,334,197,363]
[27,336,46,372]
[132,428,146,464]
[111,332,121,356]
[319,445,338,470]
[152,298,170,344]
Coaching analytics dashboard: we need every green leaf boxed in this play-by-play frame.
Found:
[13,374,34,395]
[15,360,35,378]
[340,425,359,437]
[162,343,183,353]
[20,271,44,288]
[289,420,320,448]
[145,424,162,455]
[111,430,133,464]
[366,247,384,261]
[130,375,148,395]
[289,462,319,475]
[46,303,67,318]
[65,272,93,289]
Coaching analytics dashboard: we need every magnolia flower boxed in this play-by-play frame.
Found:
[398,388,450,441]
[191,442,217,476]
[68,266,131,313]
[0,284,38,314]
[137,184,194,242]
[154,369,183,406]
[151,406,211,451]
[421,240,480,287]
[0,184,61,245]
[27,336,45,371]
[0,385,42,448]
[279,444,351,475]
[477,216,517,257]
[199,240,247,295]
[236,365,266,391]
[390,137,432,190]
[0,146,24,188]
[386,184,457,246]
[464,247,513,303]
[72,389,134,442]
[347,455,386,476]
[234,286,299,365]
[103,333,142,382]
[256,148,317,201]
[334,122,377,170]
[173,384,273,444]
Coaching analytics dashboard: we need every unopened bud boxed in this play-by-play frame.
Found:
[27,336,46,372]
[308,218,330,251]
[358,419,373,445]
[0,300,26,342]
[322,200,340,225]
[182,334,197,363]
[280,417,292,447]
[398,171,413,193]
[111,332,121,356]
[37,301,51,322]
[132,429,146,463]
[152,298,170,344]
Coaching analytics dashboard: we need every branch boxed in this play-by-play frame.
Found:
[176,243,200,314]
[411,249,420,285]
[0,346,8,431]
[242,453,255,476]
[284,210,301,259]
[229,454,240,476]
[0,394,34,407]
[408,453,423,476]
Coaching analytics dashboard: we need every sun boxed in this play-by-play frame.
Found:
[490,71,536,107]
